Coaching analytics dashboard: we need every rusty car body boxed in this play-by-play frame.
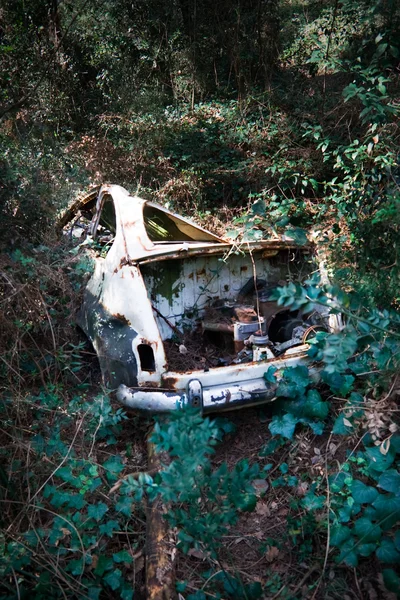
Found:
[71,184,340,413]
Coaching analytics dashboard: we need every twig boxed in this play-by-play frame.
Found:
[377,374,398,404]
[25,409,88,504]
[152,305,183,338]
[11,568,21,600]
[289,564,319,598]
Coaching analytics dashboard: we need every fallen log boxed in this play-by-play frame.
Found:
[146,432,176,600]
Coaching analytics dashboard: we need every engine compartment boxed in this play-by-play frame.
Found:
[141,249,329,372]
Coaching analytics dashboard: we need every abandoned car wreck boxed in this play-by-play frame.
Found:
[66,184,340,413]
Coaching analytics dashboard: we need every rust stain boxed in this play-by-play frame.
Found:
[113,313,131,326]
[188,272,194,279]
[240,265,248,272]
[225,390,231,403]
[119,257,130,269]
[161,376,179,389]
[137,240,309,266]
[196,268,206,276]
[139,337,158,345]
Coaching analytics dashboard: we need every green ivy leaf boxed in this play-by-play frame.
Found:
[263,366,277,384]
[332,414,353,435]
[243,581,263,599]
[236,492,257,512]
[383,568,400,594]
[303,389,329,420]
[305,419,325,435]
[372,495,400,522]
[301,492,326,511]
[321,372,355,395]
[378,470,400,495]
[365,446,395,472]
[87,502,109,522]
[376,538,400,563]
[259,437,285,456]
[351,480,379,504]
[353,517,382,542]
[251,199,265,216]
[99,520,120,537]
[94,555,113,577]
[103,456,125,476]
[358,543,377,557]
[104,568,123,591]
[338,504,353,523]
[277,366,309,399]
[115,496,133,517]
[285,227,308,245]
[66,558,84,576]
[57,466,77,485]
[113,550,132,564]
[336,538,359,567]
[330,524,352,546]
[120,585,134,600]
[390,435,400,453]
[329,471,347,492]
[395,530,400,551]
[268,413,298,440]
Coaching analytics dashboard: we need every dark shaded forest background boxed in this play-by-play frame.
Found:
[0,1,400,599]
[1,0,398,304]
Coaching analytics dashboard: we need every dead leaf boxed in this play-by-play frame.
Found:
[188,548,209,560]
[296,482,309,497]
[343,418,353,427]
[233,536,246,545]
[91,555,98,569]
[265,546,280,563]
[256,501,270,517]
[252,479,269,495]
[329,442,338,456]
[380,438,390,455]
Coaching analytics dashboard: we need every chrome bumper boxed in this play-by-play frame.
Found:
[116,377,277,414]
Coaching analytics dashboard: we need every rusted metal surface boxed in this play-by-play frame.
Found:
[74,184,341,412]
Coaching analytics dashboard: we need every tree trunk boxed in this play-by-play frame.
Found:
[256,0,280,86]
